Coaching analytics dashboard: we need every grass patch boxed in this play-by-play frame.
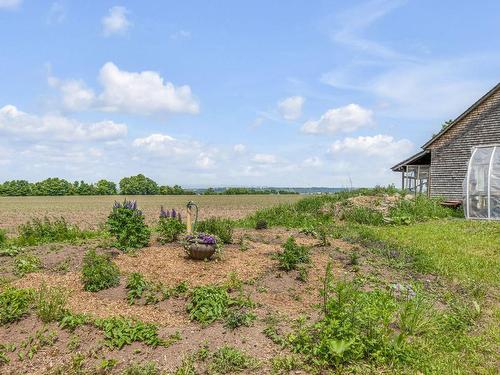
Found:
[16,217,95,246]
[35,283,68,323]
[207,346,259,374]
[196,217,234,244]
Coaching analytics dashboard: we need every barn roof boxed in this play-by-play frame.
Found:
[391,150,430,172]
[422,82,500,149]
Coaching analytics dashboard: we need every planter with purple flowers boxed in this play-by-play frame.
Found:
[184,233,217,260]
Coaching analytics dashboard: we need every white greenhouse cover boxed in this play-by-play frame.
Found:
[464,145,500,220]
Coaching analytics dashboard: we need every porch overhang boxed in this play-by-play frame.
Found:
[391,150,431,172]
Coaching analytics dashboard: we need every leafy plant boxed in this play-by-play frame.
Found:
[156,207,185,243]
[106,200,151,251]
[81,249,120,292]
[270,354,303,374]
[18,327,58,361]
[59,312,91,331]
[275,237,310,271]
[94,317,172,349]
[187,285,229,325]
[196,217,234,244]
[0,245,23,257]
[123,361,161,375]
[207,346,259,374]
[17,217,93,246]
[35,283,68,323]
[14,253,41,276]
[126,272,148,304]
[0,229,7,246]
[315,223,331,246]
[0,287,33,324]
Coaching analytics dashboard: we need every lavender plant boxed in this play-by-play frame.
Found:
[156,206,185,244]
[106,200,151,251]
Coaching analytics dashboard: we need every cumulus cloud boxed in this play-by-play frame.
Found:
[98,62,199,115]
[302,156,323,167]
[0,105,127,142]
[278,96,304,121]
[0,0,21,10]
[329,134,412,157]
[252,153,277,164]
[302,104,373,134]
[49,62,199,116]
[102,6,131,36]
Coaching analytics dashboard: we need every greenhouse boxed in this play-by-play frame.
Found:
[464,145,500,220]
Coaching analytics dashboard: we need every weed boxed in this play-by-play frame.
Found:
[14,253,41,276]
[187,285,229,325]
[397,291,432,336]
[225,271,243,292]
[196,217,234,244]
[59,312,91,331]
[106,200,151,251]
[315,223,331,246]
[53,258,71,273]
[0,287,33,324]
[207,346,259,374]
[67,334,81,351]
[224,309,256,330]
[348,250,360,266]
[263,314,286,346]
[389,195,461,224]
[270,354,303,374]
[255,219,268,230]
[123,362,160,375]
[275,237,310,271]
[174,356,197,375]
[81,249,120,292]
[18,327,58,361]
[0,229,6,246]
[296,264,309,282]
[99,358,118,371]
[35,283,68,323]
[0,245,22,257]
[343,206,385,225]
[126,272,148,304]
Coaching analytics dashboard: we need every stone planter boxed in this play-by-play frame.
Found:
[185,242,216,260]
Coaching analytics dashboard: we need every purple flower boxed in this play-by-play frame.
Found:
[172,208,177,218]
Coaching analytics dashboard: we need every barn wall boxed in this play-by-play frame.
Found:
[429,88,500,200]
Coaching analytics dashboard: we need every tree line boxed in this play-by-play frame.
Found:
[0,174,298,196]
[0,174,195,196]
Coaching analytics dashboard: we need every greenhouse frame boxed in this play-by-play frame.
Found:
[464,145,500,220]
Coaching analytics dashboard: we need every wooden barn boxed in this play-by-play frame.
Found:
[392,82,500,219]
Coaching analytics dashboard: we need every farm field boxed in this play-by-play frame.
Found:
[0,195,302,234]
[0,191,499,374]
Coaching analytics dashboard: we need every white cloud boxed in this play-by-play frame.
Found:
[0,105,127,142]
[196,153,216,169]
[233,144,246,153]
[252,153,277,164]
[98,62,199,115]
[278,96,304,121]
[302,156,323,167]
[302,104,373,134]
[329,134,412,157]
[102,6,131,36]
[0,0,21,10]
[49,62,199,116]
[47,2,66,24]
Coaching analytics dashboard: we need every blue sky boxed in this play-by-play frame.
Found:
[0,0,499,187]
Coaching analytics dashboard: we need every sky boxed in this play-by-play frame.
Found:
[0,0,499,188]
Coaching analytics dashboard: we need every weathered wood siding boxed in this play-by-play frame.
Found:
[429,88,500,199]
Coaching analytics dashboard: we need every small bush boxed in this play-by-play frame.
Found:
[275,237,310,271]
[224,309,256,330]
[106,200,151,251]
[17,217,92,246]
[14,253,41,276]
[81,249,120,292]
[0,287,33,324]
[126,272,148,304]
[35,284,68,323]
[208,346,259,374]
[255,220,268,230]
[196,217,234,244]
[187,285,229,325]
[157,217,185,244]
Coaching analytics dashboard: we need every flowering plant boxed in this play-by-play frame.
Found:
[184,233,216,245]
[157,206,185,244]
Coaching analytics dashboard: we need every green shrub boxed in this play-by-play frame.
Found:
[255,220,268,230]
[59,312,91,331]
[196,217,234,244]
[0,229,7,246]
[208,346,259,374]
[35,284,68,323]
[81,249,120,292]
[126,272,148,304]
[275,237,310,271]
[14,253,41,276]
[94,317,172,349]
[17,217,92,246]
[0,287,33,324]
[187,285,229,325]
[106,200,151,251]
[157,217,185,244]
[224,309,256,330]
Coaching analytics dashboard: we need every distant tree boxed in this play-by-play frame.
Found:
[0,180,32,196]
[95,179,117,195]
[203,187,217,195]
[73,180,96,195]
[33,178,74,196]
[119,174,159,195]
